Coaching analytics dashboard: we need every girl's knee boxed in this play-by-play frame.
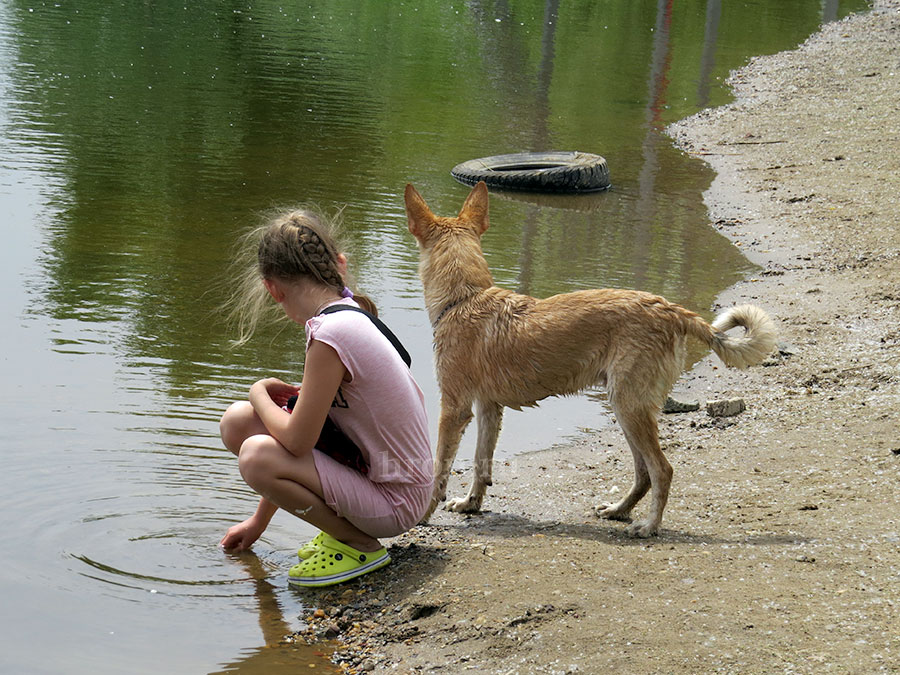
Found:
[238,435,278,489]
[220,401,256,454]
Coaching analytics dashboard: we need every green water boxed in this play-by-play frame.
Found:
[0,1,866,672]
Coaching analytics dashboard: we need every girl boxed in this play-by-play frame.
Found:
[218,208,432,587]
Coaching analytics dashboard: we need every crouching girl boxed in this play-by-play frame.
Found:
[219,208,432,587]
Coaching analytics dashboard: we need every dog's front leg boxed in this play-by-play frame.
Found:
[446,400,503,514]
[420,402,473,523]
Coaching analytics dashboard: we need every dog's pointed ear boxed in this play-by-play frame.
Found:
[458,181,490,234]
[405,183,434,239]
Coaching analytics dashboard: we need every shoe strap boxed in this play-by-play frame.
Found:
[317,534,385,563]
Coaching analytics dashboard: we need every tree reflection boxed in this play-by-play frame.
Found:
[2,0,866,395]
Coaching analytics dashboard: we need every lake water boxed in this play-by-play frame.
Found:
[0,1,865,672]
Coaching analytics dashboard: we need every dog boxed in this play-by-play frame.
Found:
[404,181,777,537]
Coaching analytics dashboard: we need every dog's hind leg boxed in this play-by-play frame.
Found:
[446,400,503,514]
[420,401,473,522]
[614,407,672,537]
[595,442,650,523]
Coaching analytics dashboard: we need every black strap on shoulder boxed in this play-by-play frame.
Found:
[319,305,412,368]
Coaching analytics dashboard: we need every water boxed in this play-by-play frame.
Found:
[0,1,865,672]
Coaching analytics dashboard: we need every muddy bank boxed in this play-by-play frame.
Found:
[293,3,900,672]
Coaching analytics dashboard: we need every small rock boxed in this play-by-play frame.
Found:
[706,398,746,417]
[662,396,700,414]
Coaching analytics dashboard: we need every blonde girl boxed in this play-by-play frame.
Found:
[219,208,432,587]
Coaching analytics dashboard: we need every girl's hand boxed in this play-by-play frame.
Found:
[250,378,300,409]
[247,342,345,457]
[220,516,267,552]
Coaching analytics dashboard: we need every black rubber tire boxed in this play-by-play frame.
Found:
[451,151,610,193]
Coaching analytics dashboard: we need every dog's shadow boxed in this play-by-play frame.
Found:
[422,510,810,549]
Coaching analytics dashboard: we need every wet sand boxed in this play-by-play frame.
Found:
[294,3,900,672]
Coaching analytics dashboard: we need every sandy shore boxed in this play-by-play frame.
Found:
[295,3,900,672]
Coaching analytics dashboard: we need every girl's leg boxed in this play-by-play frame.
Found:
[238,433,382,553]
[220,401,268,456]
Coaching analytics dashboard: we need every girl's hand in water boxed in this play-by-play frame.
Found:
[220,516,267,552]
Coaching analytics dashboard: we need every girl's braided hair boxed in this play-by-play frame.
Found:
[225,207,376,345]
[259,212,346,291]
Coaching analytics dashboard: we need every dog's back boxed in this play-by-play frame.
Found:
[435,285,717,410]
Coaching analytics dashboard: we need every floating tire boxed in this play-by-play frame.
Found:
[451,151,610,193]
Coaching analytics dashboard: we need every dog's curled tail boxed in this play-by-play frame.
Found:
[689,304,777,369]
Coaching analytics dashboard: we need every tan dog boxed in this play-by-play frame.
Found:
[405,181,776,537]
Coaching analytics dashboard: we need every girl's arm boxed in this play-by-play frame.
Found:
[249,340,347,457]
[219,497,278,551]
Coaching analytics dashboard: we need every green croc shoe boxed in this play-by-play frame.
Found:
[288,534,390,588]
[297,531,326,560]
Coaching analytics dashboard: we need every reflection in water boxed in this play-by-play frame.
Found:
[697,0,722,108]
[533,0,560,150]
[519,0,559,297]
[632,0,674,294]
[212,554,336,675]
[822,0,841,22]
[0,0,869,672]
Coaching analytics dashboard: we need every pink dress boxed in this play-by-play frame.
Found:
[305,299,432,538]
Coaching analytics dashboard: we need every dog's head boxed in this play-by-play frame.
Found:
[404,181,493,295]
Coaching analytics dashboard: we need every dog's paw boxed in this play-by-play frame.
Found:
[418,500,439,524]
[624,520,659,538]
[595,503,632,522]
[434,477,448,501]
[418,481,448,524]
[444,495,483,514]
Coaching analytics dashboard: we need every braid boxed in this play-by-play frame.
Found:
[293,223,345,292]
